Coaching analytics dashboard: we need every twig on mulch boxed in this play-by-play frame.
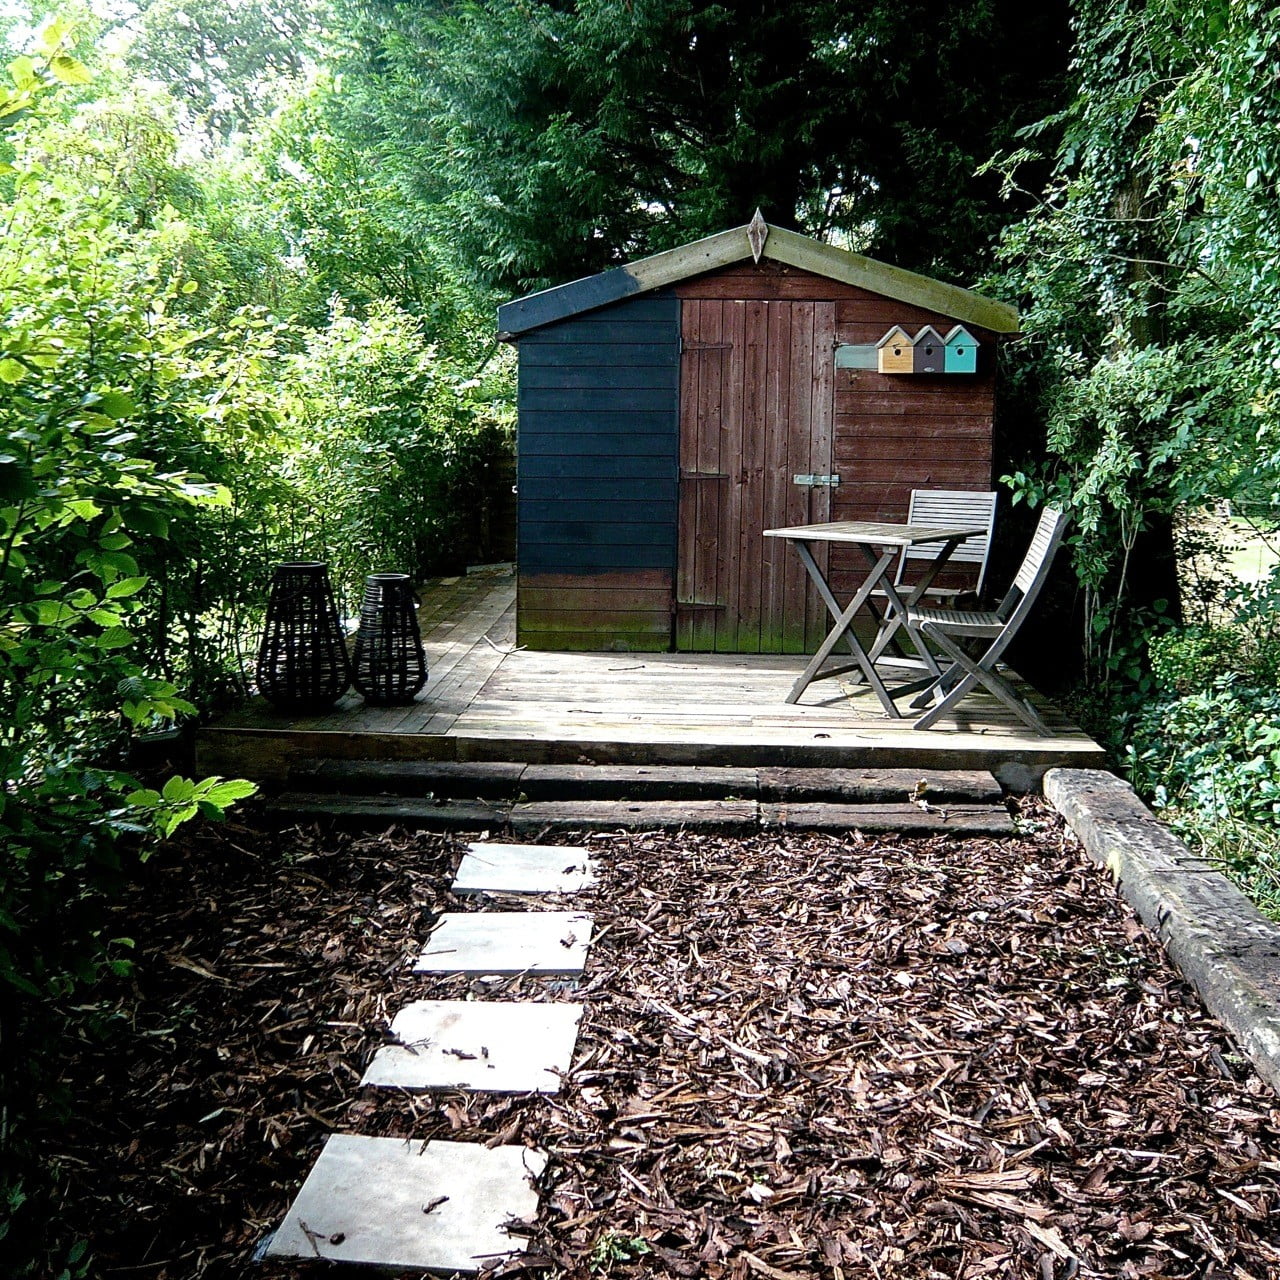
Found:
[40,811,1280,1280]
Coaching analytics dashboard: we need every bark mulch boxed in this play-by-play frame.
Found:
[44,803,1280,1279]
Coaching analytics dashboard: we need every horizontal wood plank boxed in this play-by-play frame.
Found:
[517,341,679,367]
[520,364,679,390]
[520,432,676,458]
[519,521,675,547]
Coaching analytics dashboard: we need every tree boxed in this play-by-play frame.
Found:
[337,0,1072,294]
[990,0,1280,692]
[123,0,328,137]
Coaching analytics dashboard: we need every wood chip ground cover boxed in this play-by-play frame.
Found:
[43,804,1280,1278]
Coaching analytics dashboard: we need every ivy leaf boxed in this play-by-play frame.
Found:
[48,55,92,86]
[105,576,148,599]
[8,56,37,90]
[95,626,134,649]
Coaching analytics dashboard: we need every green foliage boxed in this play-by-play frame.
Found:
[123,0,328,138]
[988,1,1280,912]
[287,298,513,604]
[337,0,1071,293]
[992,0,1280,681]
[589,1230,653,1274]
[0,31,264,1272]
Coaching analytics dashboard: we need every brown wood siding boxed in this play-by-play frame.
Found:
[830,296,996,597]
[677,296,834,653]
[517,569,672,651]
[676,259,875,302]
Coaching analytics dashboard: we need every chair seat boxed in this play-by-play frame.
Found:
[909,606,1002,637]
[870,585,972,601]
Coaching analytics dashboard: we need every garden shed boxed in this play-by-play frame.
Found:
[497,215,1019,653]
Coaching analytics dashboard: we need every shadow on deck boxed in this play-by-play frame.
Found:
[197,566,1107,788]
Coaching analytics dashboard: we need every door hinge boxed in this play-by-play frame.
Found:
[680,340,734,353]
[793,473,841,487]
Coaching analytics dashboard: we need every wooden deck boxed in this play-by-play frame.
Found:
[197,566,1107,786]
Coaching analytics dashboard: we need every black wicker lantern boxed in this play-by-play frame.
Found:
[352,573,428,705]
[256,562,351,711]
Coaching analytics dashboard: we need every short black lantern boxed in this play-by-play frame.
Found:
[351,573,428,705]
[256,562,351,711]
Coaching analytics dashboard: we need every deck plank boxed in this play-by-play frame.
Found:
[198,566,1107,783]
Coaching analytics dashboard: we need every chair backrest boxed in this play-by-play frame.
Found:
[897,489,999,595]
[995,505,1070,625]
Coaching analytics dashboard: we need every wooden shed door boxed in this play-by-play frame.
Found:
[676,299,835,652]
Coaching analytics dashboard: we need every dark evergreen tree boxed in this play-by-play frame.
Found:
[337,0,1072,293]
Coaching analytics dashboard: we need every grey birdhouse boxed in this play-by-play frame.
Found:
[912,325,946,374]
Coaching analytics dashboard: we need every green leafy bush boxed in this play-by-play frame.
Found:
[0,36,260,1270]
[1123,608,1280,917]
[286,298,514,608]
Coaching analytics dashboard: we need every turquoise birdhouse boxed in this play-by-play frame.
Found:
[943,324,978,374]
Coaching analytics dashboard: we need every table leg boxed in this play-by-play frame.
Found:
[785,548,901,712]
[791,543,858,656]
[866,534,964,674]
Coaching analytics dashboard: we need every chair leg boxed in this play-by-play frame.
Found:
[912,626,1052,735]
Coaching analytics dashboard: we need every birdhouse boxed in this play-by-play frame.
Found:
[912,325,946,374]
[943,324,978,374]
[876,325,914,374]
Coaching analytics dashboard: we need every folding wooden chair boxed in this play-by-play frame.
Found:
[894,489,998,602]
[901,505,1070,735]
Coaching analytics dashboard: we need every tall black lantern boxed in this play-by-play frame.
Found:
[352,573,428,705]
[256,562,351,711]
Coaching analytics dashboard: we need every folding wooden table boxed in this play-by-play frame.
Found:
[763,520,986,714]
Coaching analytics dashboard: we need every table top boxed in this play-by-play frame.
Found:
[762,520,987,548]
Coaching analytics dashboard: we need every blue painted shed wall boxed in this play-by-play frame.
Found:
[516,294,680,575]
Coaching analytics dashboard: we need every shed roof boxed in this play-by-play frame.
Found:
[497,217,1019,338]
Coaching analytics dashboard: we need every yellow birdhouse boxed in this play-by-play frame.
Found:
[876,325,914,374]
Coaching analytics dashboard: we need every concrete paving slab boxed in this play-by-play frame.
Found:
[265,1134,546,1273]
[414,911,592,976]
[454,842,597,895]
[362,1000,583,1093]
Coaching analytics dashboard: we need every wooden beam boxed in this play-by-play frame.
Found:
[762,227,1020,334]
[497,220,1020,338]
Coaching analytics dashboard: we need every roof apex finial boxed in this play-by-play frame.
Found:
[747,209,769,263]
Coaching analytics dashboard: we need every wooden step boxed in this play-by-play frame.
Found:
[285,758,1002,805]
[290,759,526,799]
[518,763,758,800]
[511,799,760,836]
[268,794,509,830]
[761,801,1014,837]
[757,767,1002,804]
[267,792,1014,837]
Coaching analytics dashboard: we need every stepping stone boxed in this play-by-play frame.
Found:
[454,842,597,895]
[362,999,583,1093]
[266,1134,545,1273]
[414,911,592,976]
